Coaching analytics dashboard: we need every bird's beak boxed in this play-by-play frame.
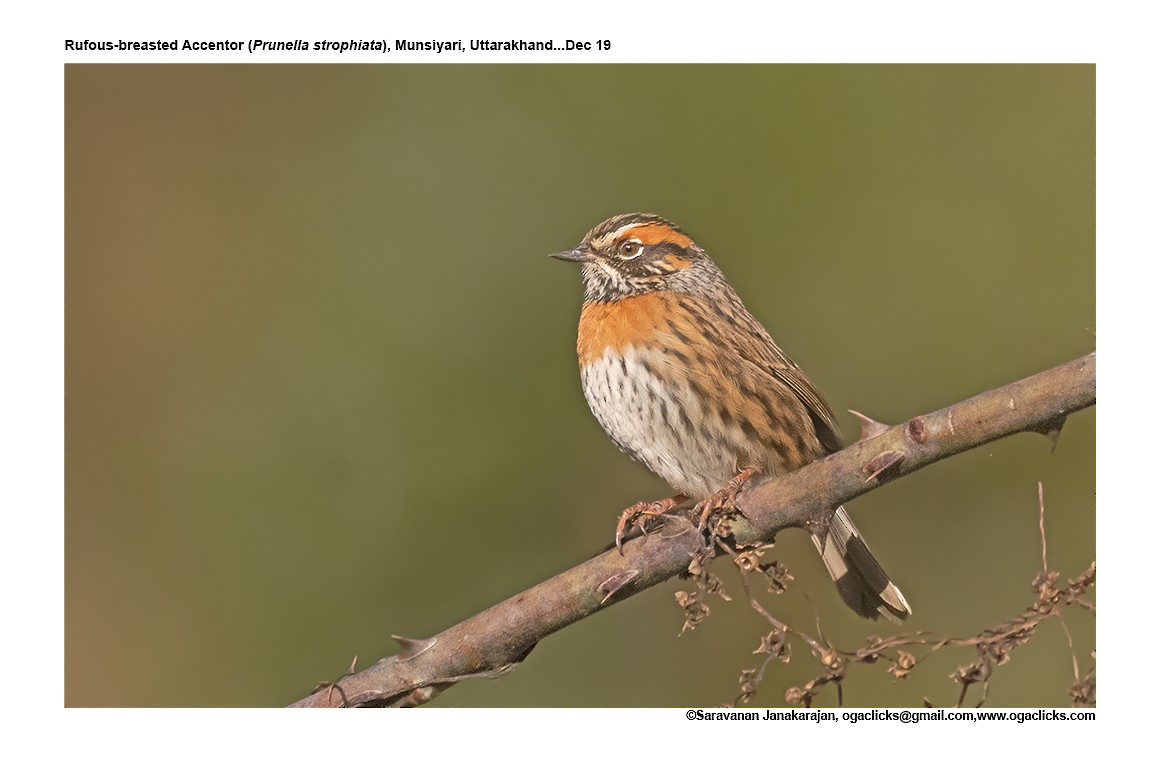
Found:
[549,246,592,263]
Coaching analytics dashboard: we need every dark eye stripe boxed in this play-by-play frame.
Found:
[653,241,689,257]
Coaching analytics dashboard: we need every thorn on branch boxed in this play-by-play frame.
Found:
[598,570,640,605]
[1029,413,1068,452]
[391,634,436,662]
[862,450,906,482]
[307,654,361,706]
[849,409,892,442]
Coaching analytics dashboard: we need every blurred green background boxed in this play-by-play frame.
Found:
[65,65,1094,707]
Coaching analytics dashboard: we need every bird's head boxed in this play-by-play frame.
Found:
[551,213,721,303]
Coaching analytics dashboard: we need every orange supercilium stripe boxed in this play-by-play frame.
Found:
[626,223,694,248]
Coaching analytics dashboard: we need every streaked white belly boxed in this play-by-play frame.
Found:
[580,345,744,498]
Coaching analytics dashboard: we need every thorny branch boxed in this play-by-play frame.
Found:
[289,352,1095,707]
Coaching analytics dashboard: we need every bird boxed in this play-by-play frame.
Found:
[551,212,911,622]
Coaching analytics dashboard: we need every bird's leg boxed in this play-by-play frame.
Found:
[696,467,759,533]
[615,494,689,554]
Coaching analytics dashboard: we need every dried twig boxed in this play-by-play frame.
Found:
[730,479,1095,707]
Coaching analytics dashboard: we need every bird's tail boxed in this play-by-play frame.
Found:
[810,506,911,623]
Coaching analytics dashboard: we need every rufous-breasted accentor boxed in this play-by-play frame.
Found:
[552,212,910,622]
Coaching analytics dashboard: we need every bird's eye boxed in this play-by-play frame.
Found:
[617,239,644,259]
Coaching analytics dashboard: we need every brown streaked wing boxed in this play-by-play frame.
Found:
[714,294,845,454]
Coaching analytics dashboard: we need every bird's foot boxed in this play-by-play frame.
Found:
[696,468,759,533]
[615,494,688,554]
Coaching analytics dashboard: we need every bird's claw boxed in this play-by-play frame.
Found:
[695,468,758,534]
[615,495,687,554]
